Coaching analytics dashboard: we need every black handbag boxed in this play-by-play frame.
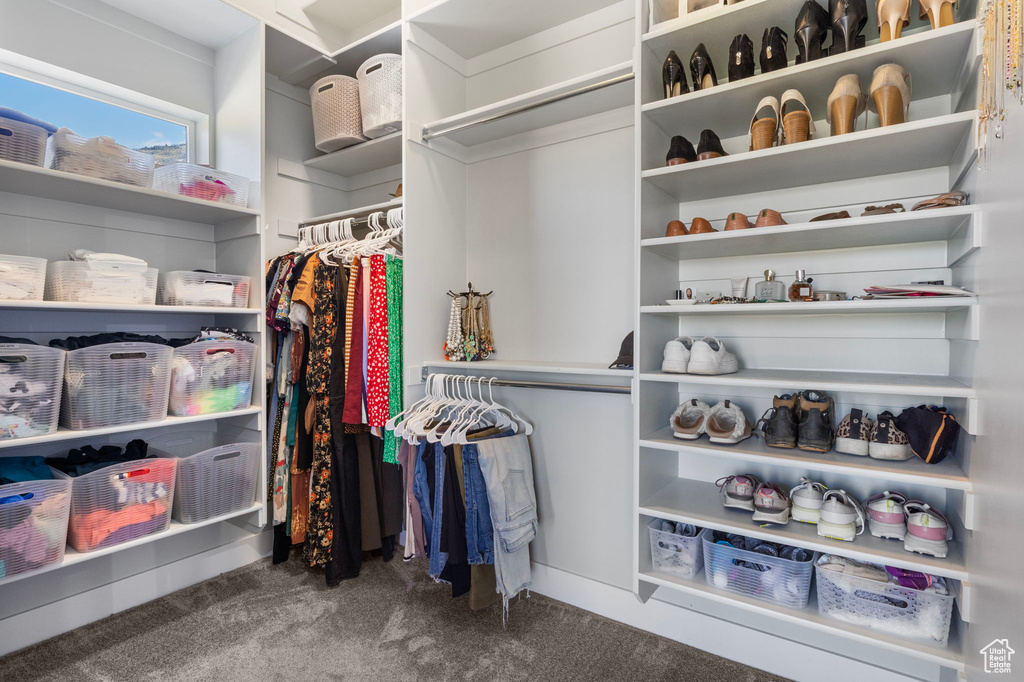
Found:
[894,405,961,464]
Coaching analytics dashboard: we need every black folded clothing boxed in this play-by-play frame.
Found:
[0,336,38,346]
[46,439,151,477]
[49,332,193,350]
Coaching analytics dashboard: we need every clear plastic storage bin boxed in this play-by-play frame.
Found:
[169,340,255,417]
[310,75,367,152]
[159,271,251,308]
[0,254,47,301]
[53,458,176,552]
[0,343,65,440]
[0,115,51,167]
[172,443,260,524]
[61,342,173,430]
[46,128,155,187]
[701,529,816,608]
[648,520,704,579]
[0,479,72,579]
[153,163,250,207]
[357,54,402,139]
[46,260,158,305]
[816,565,955,646]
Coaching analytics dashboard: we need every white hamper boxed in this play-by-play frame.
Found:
[0,479,72,579]
[357,54,402,139]
[0,343,65,440]
[46,128,155,187]
[169,340,255,416]
[648,520,703,579]
[0,115,51,167]
[61,342,173,429]
[153,163,250,206]
[701,529,816,608]
[46,261,158,305]
[159,271,251,308]
[172,443,260,523]
[310,75,367,152]
[0,254,47,301]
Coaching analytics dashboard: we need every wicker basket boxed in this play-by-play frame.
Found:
[357,54,403,139]
[46,128,155,187]
[310,75,367,153]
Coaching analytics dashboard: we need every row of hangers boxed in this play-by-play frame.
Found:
[386,373,534,446]
[294,207,404,264]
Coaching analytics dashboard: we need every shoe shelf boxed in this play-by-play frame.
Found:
[642,22,976,140]
[0,300,263,317]
[642,111,975,202]
[640,427,972,492]
[641,298,977,316]
[639,477,968,580]
[303,132,403,178]
[422,359,632,378]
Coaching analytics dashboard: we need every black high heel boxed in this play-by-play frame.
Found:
[662,51,688,99]
[829,0,867,55]
[696,129,727,161]
[760,27,789,74]
[728,34,755,82]
[794,0,829,64]
[689,43,718,91]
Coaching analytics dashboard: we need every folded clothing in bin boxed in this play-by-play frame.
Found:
[0,478,71,579]
[0,342,65,440]
[169,339,255,416]
[0,456,54,485]
[46,439,152,477]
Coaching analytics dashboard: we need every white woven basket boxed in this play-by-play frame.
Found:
[46,261,158,305]
[0,254,47,301]
[46,128,154,187]
[310,75,367,153]
[0,115,50,167]
[172,442,260,524]
[0,343,65,440]
[357,54,403,139]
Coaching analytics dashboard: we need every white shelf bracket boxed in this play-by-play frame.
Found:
[952,580,974,623]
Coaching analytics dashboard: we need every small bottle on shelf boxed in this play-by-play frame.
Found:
[754,269,785,301]
[789,269,814,302]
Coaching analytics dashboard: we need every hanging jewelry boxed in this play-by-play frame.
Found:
[444,296,465,361]
[979,0,1024,166]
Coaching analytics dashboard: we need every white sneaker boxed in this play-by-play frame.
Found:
[789,477,828,524]
[751,482,791,524]
[817,489,865,542]
[904,501,951,558]
[705,400,752,444]
[662,336,695,373]
[687,336,739,375]
[865,490,908,540]
[670,399,711,440]
[715,474,762,511]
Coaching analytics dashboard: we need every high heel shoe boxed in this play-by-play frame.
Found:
[728,34,755,82]
[781,90,815,144]
[760,27,789,74]
[690,43,718,91]
[697,129,727,161]
[869,64,911,127]
[663,51,688,99]
[827,74,867,135]
[919,0,956,29]
[829,0,867,55]
[666,135,698,165]
[795,1,829,64]
[749,96,780,151]
[666,220,688,237]
[877,0,911,41]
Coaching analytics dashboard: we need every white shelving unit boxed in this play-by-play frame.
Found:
[641,298,978,315]
[423,359,632,378]
[303,132,403,177]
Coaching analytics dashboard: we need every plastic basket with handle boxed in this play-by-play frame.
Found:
[701,529,816,608]
[310,75,367,152]
[172,443,260,523]
[0,479,72,579]
[0,343,65,440]
[357,54,402,139]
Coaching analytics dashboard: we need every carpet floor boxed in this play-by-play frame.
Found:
[1,556,788,681]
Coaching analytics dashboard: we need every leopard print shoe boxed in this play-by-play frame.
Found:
[868,411,913,460]
[835,408,873,456]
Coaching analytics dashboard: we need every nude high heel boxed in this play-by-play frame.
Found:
[876,0,911,42]
[869,64,912,127]
[781,89,815,145]
[919,0,956,29]
[749,96,780,151]
[827,74,867,135]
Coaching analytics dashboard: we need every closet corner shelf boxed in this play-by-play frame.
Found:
[641,298,977,316]
[639,427,972,491]
[0,159,262,224]
[302,197,402,225]
[639,477,968,580]
[641,111,976,202]
[643,0,798,50]
[420,62,634,148]
[423,359,631,378]
[285,20,403,89]
[303,132,402,178]
[0,300,263,316]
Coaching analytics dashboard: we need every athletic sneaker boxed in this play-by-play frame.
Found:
[797,390,836,452]
[662,336,695,374]
[687,336,739,375]
[789,477,829,524]
[865,490,908,540]
[757,394,799,449]
[705,400,752,444]
[817,489,865,542]
[835,408,873,456]
[715,474,763,511]
[904,501,952,558]
[869,411,913,460]
[670,399,710,440]
[751,482,791,524]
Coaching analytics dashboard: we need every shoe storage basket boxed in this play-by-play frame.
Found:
[0,115,51,167]
[0,344,65,441]
[172,443,260,524]
[46,128,155,187]
[153,163,250,207]
[701,529,816,608]
[649,520,704,579]
[159,271,251,308]
[51,458,176,552]
[61,342,173,430]
[357,54,402,139]
[168,340,255,417]
[816,566,954,646]
[310,75,367,153]
[0,479,72,579]
[0,254,47,301]
[46,261,158,305]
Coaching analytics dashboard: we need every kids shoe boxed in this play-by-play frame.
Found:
[835,408,873,456]
[687,336,739,375]
[865,490,908,540]
[751,482,791,524]
[868,411,913,460]
[789,477,829,524]
[904,500,952,558]
[797,390,836,452]
[715,474,763,511]
[705,400,753,444]
[662,336,695,373]
[817,489,866,542]
[757,393,799,448]
[670,399,711,440]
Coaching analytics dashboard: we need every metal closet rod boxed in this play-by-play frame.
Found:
[421,72,636,142]
[425,371,631,395]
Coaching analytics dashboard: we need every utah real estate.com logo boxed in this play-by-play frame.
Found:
[980,639,1014,674]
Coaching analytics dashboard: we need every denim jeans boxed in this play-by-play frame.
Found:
[462,429,515,565]
[411,440,448,579]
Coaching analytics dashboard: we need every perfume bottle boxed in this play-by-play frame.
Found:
[789,269,814,302]
[754,269,785,301]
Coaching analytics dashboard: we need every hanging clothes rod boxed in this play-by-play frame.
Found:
[421,72,636,142]
[423,369,631,395]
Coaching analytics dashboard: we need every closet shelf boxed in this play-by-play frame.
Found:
[303,132,402,178]
[639,369,975,398]
[642,111,976,202]
[0,407,262,452]
[644,0,811,50]
[423,359,631,378]
[638,570,964,670]
[641,298,977,316]
[640,428,972,491]
[303,197,402,225]
[421,62,634,148]
[639,477,968,580]
[0,300,263,316]
[0,159,261,224]
[280,21,403,89]
[642,22,976,140]
[641,207,977,260]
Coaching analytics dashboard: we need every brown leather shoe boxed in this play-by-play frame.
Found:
[688,217,717,234]
[724,212,753,230]
[862,203,905,216]
[754,209,786,227]
[810,210,851,222]
[911,191,968,211]
[666,220,688,237]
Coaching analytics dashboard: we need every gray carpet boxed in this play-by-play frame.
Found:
[0,557,787,681]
